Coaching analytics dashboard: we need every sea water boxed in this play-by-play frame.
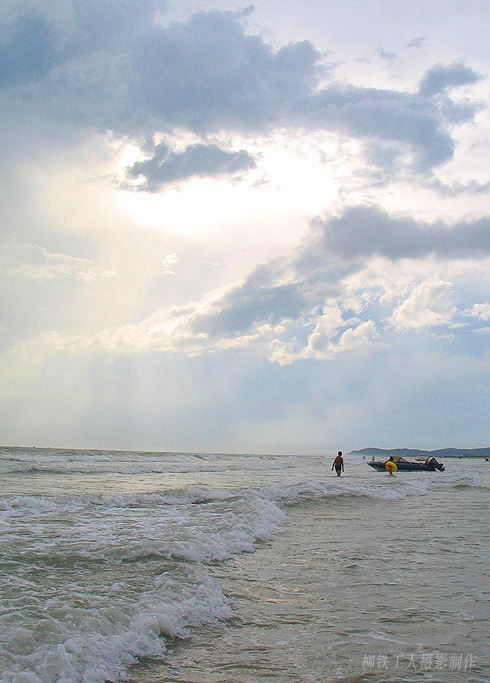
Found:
[0,448,488,683]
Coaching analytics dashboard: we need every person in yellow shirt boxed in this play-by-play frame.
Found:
[385,456,396,475]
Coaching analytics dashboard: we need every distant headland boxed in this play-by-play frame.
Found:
[349,447,490,458]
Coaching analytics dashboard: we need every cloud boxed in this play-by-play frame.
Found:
[0,242,115,282]
[182,263,307,343]
[470,302,490,321]
[127,9,323,134]
[1,201,488,377]
[0,1,164,87]
[305,84,462,170]
[335,319,378,351]
[269,318,378,365]
[1,209,488,376]
[0,9,60,86]
[305,306,344,352]
[389,279,456,332]
[418,62,483,97]
[406,36,427,49]
[0,5,484,178]
[125,10,481,174]
[161,252,179,275]
[126,142,256,191]
[377,48,398,62]
[428,178,490,197]
[69,0,166,52]
[308,205,490,261]
[303,312,379,360]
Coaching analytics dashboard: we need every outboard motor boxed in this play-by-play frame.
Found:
[426,457,444,471]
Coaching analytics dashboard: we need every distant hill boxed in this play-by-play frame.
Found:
[349,447,490,458]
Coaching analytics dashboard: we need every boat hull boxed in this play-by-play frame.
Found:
[367,460,445,472]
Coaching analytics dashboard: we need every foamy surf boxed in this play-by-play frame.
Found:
[2,570,232,683]
[0,471,288,681]
[1,448,488,682]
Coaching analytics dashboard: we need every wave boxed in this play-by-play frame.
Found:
[268,465,486,505]
[0,489,287,566]
[1,463,485,520]
[0,453,298,476]
[1,458,487,683]
[0,487,239,517]
[0,485,287,681]
[261,477,436,506]
[1,570,232,683]
[3,469,478,577]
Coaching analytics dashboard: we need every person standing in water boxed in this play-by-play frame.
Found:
[385,456,396,476]
[332,451,344,476]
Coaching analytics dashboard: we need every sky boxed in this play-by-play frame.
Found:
[0,0,489,453]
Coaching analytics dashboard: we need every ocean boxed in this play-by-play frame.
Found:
[0,447,488,683]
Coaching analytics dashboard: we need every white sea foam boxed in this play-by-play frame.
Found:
[259,475,436,506]
[1,449,487,682]
[0,484,287,681]
[1,572,232,683]
[1,492,287,567]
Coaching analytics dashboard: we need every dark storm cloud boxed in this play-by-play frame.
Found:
[0,4,485,174]
[310,205,490,261]
[126,142,256,191]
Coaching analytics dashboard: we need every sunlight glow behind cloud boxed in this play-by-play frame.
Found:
[0,0,489,451]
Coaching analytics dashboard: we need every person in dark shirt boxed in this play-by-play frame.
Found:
[332,451,344,476]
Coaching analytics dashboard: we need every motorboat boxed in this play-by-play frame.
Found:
[367,456,445,472]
